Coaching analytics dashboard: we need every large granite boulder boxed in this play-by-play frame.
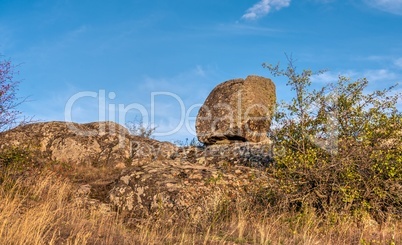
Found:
[0,121,177,167]
[196,75,276,145]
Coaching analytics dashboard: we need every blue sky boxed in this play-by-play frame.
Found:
[1,0,402,142]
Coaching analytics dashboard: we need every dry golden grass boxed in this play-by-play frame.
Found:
[0,171,132,245]
[0,169,401,245]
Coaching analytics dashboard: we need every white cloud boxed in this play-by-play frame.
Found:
[214,23,282,36]
[312,69,400,84]
[364,55,390,61]
[310,0,335,3]
[311,71,358,83]
[364,69,397,82]
[311,72,339,84]
[140,65,211,92]
[242,0,291,20]
[395,58,402,69]
[0,25,16,53]
[195,65,206,77]
[365,0,402,15]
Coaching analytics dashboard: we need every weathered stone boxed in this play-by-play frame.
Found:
[196,75,276,145]
[0,121,177,167]
[108,159,272,220]
[176,143,273,168]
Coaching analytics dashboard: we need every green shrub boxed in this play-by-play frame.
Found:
[0,147,42,185]
[264,57,402,222]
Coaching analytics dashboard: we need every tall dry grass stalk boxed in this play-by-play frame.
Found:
[0,169,400,244]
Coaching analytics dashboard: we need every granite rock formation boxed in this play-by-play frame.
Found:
[0,121,274,220]
[196,75,276,145]
[0,121,177,168]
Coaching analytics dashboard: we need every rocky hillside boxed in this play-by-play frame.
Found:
[0,121,274,221]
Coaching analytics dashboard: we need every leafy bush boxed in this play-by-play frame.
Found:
[0,147,41,185]
[264,57,402,222]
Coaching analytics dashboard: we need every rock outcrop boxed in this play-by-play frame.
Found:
[0,121,177,168]
[109,159,272,221]
[196,75,276,145]
[0,121,274,221]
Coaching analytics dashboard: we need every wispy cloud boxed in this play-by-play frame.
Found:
[311,71,340,84]
[353,56,402,70]
[364,69,398,82]
[311,71,358,84]
[364,0,402,15]
[242,0,291,20]
[395,58,402,69]
[213,23,283,37]
[312,0,335,3]
[312,68,400,84]
[140,65,213,92]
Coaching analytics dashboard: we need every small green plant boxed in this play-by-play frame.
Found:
[0,147,38,173]
[174,137,204,147]
[125,118,156,138]
[0,147,41,193]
